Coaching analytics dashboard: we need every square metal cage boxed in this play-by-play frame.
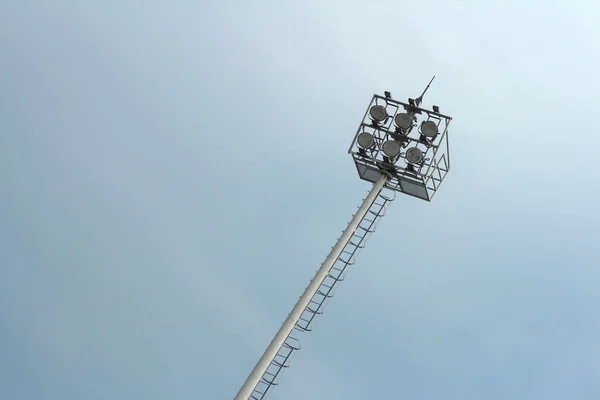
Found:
[348,94,452,201]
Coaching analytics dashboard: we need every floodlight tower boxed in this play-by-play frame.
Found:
[234,79,453,400]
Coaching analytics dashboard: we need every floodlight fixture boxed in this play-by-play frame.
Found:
[394,113,413,130]
[382,140,401,158]
[406,147,424,164]
[357,132,375,149]
[420,120,438,138]
[369,105,388,122]
[349,80,452,202]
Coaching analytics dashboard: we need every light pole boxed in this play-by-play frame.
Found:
[234,81,453,400]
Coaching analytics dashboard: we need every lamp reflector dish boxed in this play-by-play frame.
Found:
[394,113,413,130]
[369,105,388,122]
[406,147,424,164]
[357,132,375,149]
[382,140,400,158]
[421,121,438,137]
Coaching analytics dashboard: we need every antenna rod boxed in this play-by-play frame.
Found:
[415,75,435,106]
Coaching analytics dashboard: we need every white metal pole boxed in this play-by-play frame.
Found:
[234,174,388,400]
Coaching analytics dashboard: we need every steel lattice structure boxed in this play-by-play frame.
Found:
[235,81,452,400]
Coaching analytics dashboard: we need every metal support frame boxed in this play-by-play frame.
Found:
[234,175,394,400]
[348,94,452,201]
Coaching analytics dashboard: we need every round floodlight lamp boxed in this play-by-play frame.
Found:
[421,121,438,138]
[357,132,375,149]
[406,147,424,164]
[369,105,388,122]
[382,140,401,158]
[394,113,413,130]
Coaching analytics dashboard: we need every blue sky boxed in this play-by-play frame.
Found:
[2,1,600,399]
